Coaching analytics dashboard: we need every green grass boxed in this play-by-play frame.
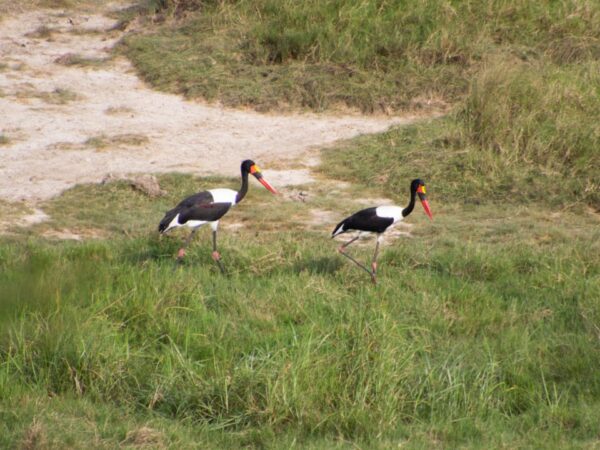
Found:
[322,86,599,209]
[121,0,600,112]
[460,59,600,208]
[1,164,600,447]
[1,0,599,446]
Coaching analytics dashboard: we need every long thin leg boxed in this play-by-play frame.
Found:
[177,228,197,261]
[338,234,373,276]
[211,222,225,274]
[370,235,382,284]
[340,235,360,250]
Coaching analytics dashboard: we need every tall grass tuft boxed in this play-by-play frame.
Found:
[460,59,600,207]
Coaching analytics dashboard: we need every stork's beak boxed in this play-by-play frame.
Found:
[416,185,433,220]
[250,165,278,194]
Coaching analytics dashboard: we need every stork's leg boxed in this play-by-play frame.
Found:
[177,229,197,261]
[339,235,360,251]
[370,235,382,284]
[338,234,373,277]
[210,222,225,274]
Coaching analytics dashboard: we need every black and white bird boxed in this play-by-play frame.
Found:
[331,178,433,283]
[158,159,278,272]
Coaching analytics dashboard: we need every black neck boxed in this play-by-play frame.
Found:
[235,170,249,204]
[402,187,417,217]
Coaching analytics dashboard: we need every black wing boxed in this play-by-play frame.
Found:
[179,202,232,223]
[174,191,214,209]
[159,191,231,232]
[332,207,394,235]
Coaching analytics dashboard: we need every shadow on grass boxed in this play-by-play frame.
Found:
[118,234,181,264]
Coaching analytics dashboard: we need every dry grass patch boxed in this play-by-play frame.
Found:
[0,0,98,14]
[4,62,28,72]
[84,133,149,150]
[14,85,80,104]
[54,52,109,68]
[20,419,47,450]
[25,25,55,39]
[0,199,32,218]
[121,427,164,448]
[43,87,80,104]
[0,135,10,146]
[48,141,84,151]
[104,105,134,116]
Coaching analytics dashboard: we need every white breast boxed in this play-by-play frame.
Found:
[375,206,403,223]
[209,188,238,204]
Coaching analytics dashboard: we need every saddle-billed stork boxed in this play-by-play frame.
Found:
[158,159,278,272]
[331,178,433,284]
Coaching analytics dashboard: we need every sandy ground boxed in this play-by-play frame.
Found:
[0,1,421,207]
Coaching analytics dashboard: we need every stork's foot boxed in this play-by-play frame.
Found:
[211,251,226,274]
[177,248,186,259]
[370,263,378,284]
[338,246,345,254]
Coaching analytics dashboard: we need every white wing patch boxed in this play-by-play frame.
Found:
[165,213,209,231]
[165,213,181,232]
[209,188,238,204]
[375,206,403,223]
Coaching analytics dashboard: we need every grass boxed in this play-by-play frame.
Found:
[54,53,110,68]
[321,60,600,209]
[0,201,32,233]
[0,135,10,146]
[1,0,599,447]
[1,157,599,447]
[460,59,600,207]
[84,133,149,150]
[0,0,101,16]
[104,105,134,116]
[14,86,80,105]
[121,0,600,113]
[25,25,55,39]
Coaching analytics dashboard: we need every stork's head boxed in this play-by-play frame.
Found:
[241,159,278,194]
[411,178,433,220]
